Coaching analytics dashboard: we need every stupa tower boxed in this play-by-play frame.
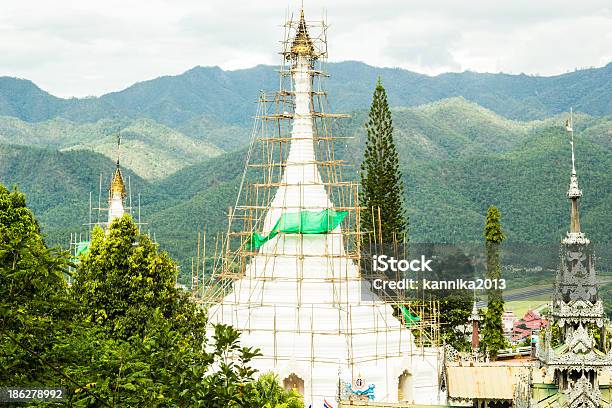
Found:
[538,112,612,408]
[204,9,440,407]
[108,136,126,224]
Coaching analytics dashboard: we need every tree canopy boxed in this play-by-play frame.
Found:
[0,185,303,407]
[481,205,507,358]
[360,77,407,243]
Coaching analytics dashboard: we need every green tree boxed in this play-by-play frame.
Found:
[421,247,473,351]
[244,373,303,408]
[72,215,206,341]
[69,215,302,407]
[360,77,407,243]
[0,184,73,385]
[481,205,507,358]
[199,327,301,408]
[1,192,302,407]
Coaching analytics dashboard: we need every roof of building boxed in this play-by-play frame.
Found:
[446,365,529,400]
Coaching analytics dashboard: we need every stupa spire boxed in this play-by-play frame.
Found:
[539,108,609,408]
[290,9,316,59]
[206,10,442,406]
[108,134,126,224]
[564,109,584,239]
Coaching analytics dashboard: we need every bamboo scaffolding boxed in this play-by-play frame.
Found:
[192,13,442,387]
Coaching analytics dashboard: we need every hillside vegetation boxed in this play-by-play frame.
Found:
[0,62,610,272]
[1,97,608,271]
[0,116,222,179]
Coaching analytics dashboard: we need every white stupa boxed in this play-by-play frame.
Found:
[108,163,126,224]
[207,10,440,407]
[107,135,126,225]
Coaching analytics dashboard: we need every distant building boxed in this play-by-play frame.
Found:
[529,113,612,407]
[442,115,612,407]
[69,136,149,265]
[107,159,127,225]
[511,310,548,343]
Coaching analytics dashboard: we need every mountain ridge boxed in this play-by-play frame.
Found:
[1,61,611,127]
[1,98,609,269]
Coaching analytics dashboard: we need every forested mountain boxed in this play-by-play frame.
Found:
[143,108,611,267]
[0,61,610,273]
[0,96,609,272]
[1,61,611,128]
[0,116,222,179]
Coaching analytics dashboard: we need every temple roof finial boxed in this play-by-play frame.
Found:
[563,108,588,242]
[290,8,317,59]
[565,109,582,200]
[110,134,126,199]
[110,167,126,199]
[469,291,481,322]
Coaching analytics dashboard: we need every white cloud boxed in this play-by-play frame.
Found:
[0,0,610,97]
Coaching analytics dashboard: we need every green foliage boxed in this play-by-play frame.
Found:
[244,373,304,408]
[1,95,611,285]
[484,205,506,244]
[482,299,506,357]
[481,206,507,358]
[543,321,562,348]
[0,184,73,385]
[438,295,472,351]
[0,116,222,179]
[72,215,206,341]
[417,246,473,351]
[0,189,303,407]
[360,78,407,242]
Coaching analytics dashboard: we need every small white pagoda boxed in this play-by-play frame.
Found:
[108,161,126,225]
[207,10,440,407]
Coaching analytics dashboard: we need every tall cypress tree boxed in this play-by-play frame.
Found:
[360,77,407,243]
[481,205,507,358]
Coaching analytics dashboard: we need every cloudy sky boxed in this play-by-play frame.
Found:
[1,0,611,97]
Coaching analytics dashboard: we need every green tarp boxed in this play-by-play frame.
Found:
[400,306,421,328]
[75,241,90,257]
[248,209,348,250]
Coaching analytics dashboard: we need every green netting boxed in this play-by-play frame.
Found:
[75,241,90,257]
[248,209,348,250]
[400,306,421,328]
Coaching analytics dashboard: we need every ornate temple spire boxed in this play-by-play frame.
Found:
[289,9,317,60]
[538,109,610,408]
[563,109,586,243]
[108,134,126,224]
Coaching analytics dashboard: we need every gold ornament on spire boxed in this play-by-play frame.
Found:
[110,166,126,199]
[110,133,126,199]
[290,9,317,59]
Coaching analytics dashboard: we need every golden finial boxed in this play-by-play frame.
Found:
[290,9,316,59]
[110,134,126,199]
[110,166,126,199]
